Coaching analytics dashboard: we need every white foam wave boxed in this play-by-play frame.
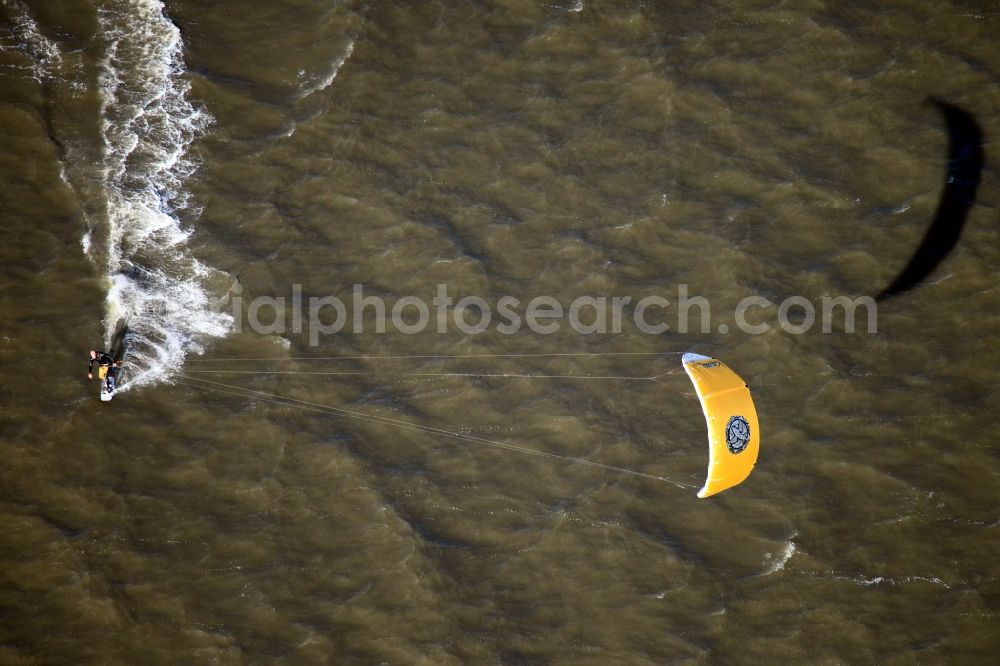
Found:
[1,0,62,82]
[761,539,797,575]
[544,1,583,12]
[95,0,230,390]
[819,571,951,588]
[298,38,355,100]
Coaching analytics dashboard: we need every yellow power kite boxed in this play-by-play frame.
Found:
[682,353,760,498]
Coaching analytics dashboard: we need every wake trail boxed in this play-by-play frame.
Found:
[89,0,231,390]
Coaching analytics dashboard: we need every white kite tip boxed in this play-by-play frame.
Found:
[682,352,713,365]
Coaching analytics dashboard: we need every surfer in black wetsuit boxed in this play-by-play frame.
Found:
[88,350,119,392]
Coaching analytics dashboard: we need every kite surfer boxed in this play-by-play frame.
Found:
[88,350,119,394]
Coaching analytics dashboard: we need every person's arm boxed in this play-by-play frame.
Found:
[88,351,96,379]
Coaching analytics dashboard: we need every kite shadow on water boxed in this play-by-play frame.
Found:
[877,98,984,300]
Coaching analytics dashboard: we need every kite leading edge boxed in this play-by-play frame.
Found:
[682,353,760,498]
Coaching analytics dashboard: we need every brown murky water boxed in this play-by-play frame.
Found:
[1,0,998,662]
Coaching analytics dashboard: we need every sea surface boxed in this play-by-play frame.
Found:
[1,0,998,663]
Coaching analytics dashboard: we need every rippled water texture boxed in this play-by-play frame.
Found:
[1,0,998,662]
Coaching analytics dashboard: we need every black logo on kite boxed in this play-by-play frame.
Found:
[725,415,751,454]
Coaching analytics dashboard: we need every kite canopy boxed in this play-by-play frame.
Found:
[682,353,760,498]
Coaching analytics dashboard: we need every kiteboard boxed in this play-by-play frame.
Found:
[100,320,130,402]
